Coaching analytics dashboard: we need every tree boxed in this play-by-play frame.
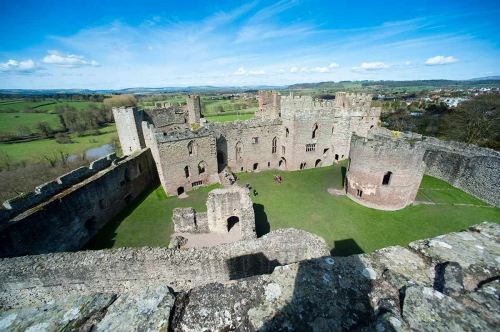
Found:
[444,95,500,143]
[15,125,32,137]
[34,121,52,138]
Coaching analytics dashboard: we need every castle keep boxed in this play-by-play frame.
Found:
[113,91,382,196]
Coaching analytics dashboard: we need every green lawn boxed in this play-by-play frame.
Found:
[0,124,117,161]
[85,161,499,255]
[85,184,221,249]
[205,113,254,123]
[0,113,64,132]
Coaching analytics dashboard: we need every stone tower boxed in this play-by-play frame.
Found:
[345,135,426,211]
[186,95,201,126]
[112,106,145,156]
[257,90,281,119]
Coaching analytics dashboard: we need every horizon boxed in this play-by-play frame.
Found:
[1,0,499,89]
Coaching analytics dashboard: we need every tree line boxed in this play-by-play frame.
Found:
[382,93,500,150]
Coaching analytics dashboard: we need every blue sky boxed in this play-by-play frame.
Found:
[0,0,499,89]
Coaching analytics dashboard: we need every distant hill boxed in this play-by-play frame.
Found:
[0,85,282,95]
[1,79,499,95]
[287,79,500,90]
[468,76,500,81]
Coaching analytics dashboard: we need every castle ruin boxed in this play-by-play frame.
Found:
[113,91,382,196]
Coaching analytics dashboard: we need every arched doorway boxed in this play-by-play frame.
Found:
[315,159,322,167]
[227,216,239,232]
[177,187,185,195]
[279,157,286,169]
[217,150,227,172]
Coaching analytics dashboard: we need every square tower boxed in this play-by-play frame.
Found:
[186,95,201,126]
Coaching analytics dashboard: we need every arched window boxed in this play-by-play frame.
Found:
[187,141,196,156]
[272,137,277,154]
[382,171,392,185]
[332,123,338,135]
[198,161,206,174]
[184,166,190,178]
[236,142,242,160]
[285,127,289,137]
[312,123,319,139]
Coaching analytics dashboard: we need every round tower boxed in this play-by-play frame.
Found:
[345,136,426,211]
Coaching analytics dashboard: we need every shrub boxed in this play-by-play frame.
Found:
[55,133,73,144]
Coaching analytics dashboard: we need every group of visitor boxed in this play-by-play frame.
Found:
[224,169,238,185]
[273,174,282,184]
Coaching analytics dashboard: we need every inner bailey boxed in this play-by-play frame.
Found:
[0,149,158,258]
[346,135,427,211]
[0,228,329,309]
[1,222,498,331]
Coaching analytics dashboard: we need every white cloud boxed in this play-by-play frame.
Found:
[290,66,298,73]
[424,55,458,66]
[233,67,265,76]
[311,66,329,73]
[248,69,265,75]
[234,67,246,75]
[0,59,43,73]
[329,62,340,68]
[405,61,411,66]
[148,46,154,51]
[279,68,285,74]
[42,50,100,68]
[351,62,388,73]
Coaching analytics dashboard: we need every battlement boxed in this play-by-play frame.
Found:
[351,134,425,154]
[0,153,119,224]
[335,92,373,109]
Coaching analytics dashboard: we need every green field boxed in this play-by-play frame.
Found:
[0,100,101,113]
[86,161,499,255]
[0,101,57,112]
[0,123,117,161]
[0,113,64,132]
[205,113,254,123]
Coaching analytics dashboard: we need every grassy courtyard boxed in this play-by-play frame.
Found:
[86,161,500,256]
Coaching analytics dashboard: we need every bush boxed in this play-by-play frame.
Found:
[55,133,73,144]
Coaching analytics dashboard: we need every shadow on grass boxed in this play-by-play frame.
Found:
[84,185,159,250]
[330,238,365,257]
[254,203,270,237]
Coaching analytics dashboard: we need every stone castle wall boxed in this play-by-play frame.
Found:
[0,228,329,309]
[157,134,219,195]
[0,153,118,223]
[280,94,380,170]
[144,106,186,129]
[346,136,426,210]
[206,187,256,239]
[0,149,158,258]
[112,106,145,156]
[210,118,284,172]
[423,138,500,207]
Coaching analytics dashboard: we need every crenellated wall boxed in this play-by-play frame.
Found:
[0,148,158,258]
